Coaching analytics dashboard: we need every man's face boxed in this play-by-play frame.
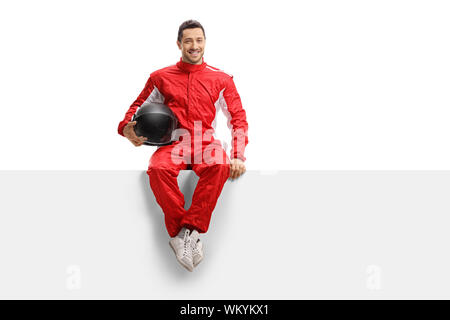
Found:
[177,28,205,65]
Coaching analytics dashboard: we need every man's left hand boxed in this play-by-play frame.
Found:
[229,158,246,180]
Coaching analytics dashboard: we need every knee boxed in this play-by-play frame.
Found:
[216,162,230,174]
[147,165,178,179]
[195,162,230,177]
[204,162,229,171]
[147,165,163,177]
[147,165,164,175]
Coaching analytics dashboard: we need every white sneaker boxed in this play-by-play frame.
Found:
[189,229,204,267]
[169,228,194,272]
[193,239,204,267]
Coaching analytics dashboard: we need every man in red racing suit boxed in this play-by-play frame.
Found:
[117,20,248,271]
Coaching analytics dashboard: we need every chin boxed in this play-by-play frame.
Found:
[191,58,202,64]
[183,53,203,64]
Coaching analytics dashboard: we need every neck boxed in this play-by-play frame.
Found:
[182,56,203,65]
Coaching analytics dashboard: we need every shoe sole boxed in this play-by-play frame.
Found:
[169,241,194,272]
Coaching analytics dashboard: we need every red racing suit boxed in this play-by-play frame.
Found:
[118,57,248,237]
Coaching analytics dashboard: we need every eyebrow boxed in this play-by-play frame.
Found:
[184,37,204,40]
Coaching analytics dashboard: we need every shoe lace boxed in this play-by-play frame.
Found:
[182,230,191,257]
[192,240,200,254]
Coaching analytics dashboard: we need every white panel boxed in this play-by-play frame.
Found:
[0,170,449,299]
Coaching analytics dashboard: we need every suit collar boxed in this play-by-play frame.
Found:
[176,57,207,73]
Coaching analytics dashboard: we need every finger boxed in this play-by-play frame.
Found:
[237,167,245,178]
[129,130,140,139]
[233,167,240,179]
[235,165,241,175]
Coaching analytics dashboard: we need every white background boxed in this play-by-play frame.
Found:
[1,0,449,170]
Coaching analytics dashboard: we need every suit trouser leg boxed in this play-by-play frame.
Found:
[180,140,231,233]
[146,142,188,238]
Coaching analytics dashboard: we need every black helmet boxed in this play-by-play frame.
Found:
[132,102,179,146]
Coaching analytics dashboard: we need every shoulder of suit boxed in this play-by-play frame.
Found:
[204,64,234,79]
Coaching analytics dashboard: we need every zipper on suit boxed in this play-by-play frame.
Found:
[187,72,191,119]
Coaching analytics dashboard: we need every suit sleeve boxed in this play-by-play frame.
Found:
[222,76,249,162]
[117,75,155,137]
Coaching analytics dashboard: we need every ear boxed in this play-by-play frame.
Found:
[176,40,181,50]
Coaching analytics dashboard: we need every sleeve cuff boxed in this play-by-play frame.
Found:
[231,154,246,162]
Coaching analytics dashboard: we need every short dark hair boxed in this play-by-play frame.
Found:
[177,20,206,43]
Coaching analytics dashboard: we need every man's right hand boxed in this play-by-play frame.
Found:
[123,121,147,147]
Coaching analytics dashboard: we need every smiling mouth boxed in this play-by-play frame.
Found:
[189,50,200,56]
